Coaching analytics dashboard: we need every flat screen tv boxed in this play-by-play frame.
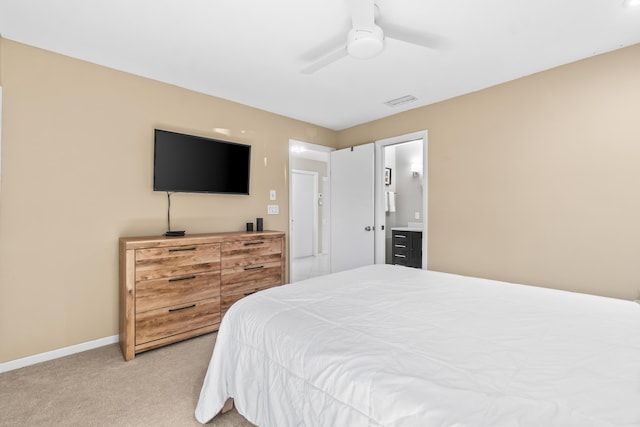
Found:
[153,129,251,195]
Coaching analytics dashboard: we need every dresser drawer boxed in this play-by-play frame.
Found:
[221,239,282,268]
[392,233,409,246]
[221,283,281,315]
[135,297,220,345]
[135,243,221,281]
[135,271,220,313]
[392,252,409,266]
[221,260,283,286]
[220,259,283,315]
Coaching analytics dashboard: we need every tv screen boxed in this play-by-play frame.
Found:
[153,129,251,194]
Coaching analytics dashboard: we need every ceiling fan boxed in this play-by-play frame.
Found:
[301,0,443,74]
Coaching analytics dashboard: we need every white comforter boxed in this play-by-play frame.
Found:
[195,264,640,426]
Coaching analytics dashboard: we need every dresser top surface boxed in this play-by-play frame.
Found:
[120,230,285,250]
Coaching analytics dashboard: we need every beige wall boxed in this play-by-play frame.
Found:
[340,43,640,301]
[2,37,639,363]
[0,39,338,362]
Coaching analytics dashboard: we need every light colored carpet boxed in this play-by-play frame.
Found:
[0,333,254,426]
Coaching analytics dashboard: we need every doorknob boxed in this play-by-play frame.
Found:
[364,226,372,231]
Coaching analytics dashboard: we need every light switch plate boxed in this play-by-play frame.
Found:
[267,204,279,215]
[270,190,276,200]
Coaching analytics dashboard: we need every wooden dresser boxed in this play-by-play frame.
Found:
[119,230,285,361]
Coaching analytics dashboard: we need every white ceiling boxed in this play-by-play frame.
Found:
[1,0,639,131]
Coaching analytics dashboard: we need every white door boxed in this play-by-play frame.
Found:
[330,144,375,273]
[291,170,317,258]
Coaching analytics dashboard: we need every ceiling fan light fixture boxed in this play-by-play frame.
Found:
[347,26,384,59]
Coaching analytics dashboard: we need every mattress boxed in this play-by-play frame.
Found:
[195,264,640,426]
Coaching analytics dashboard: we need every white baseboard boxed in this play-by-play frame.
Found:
[0,335,119,374]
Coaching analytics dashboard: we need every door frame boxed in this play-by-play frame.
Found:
[374,130,428,268]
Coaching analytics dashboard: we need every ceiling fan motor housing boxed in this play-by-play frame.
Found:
[347,25,384,59]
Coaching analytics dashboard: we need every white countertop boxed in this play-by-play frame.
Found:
[391,227,422,232]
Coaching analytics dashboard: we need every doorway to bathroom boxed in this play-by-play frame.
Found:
[374,131,428,269]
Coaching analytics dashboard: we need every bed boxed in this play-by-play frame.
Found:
[195,264,640,426]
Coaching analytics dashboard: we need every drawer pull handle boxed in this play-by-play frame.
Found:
[394,254,407,258]
[169,247,196,252]
[168,304,196,313]
[244,265,265,271]
[395,235,407,239]
[394,244,406,248]
[244,290,258,296]
[244,241,265,246]
[168,275,196,282]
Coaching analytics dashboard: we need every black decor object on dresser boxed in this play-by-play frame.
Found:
[391,229,422,268]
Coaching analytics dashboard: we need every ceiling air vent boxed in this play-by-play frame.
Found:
[384,95,417,107]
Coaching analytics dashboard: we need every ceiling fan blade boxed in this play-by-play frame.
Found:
[348,0,375,29]
[382,21,445,50]
[301,46,349,74]
[299,28,350,62]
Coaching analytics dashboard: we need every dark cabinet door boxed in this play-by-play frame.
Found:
[408,231,422,268]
